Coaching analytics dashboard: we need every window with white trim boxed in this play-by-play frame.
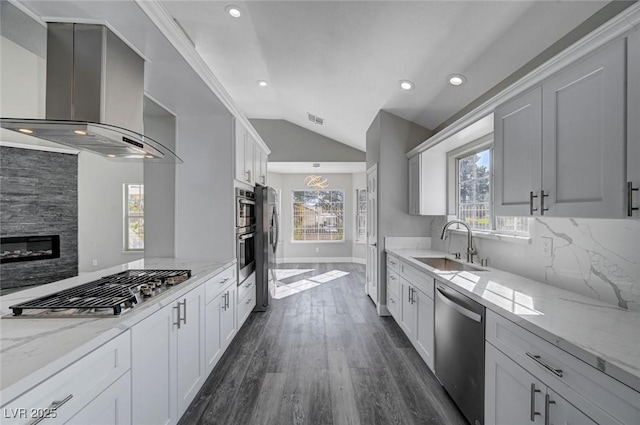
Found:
[451,138,529,234]
[292,190,344,241]
[355,189,367,243]
[124,183,144,250]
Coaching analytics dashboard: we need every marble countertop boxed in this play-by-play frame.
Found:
[0,257,235,403]
[386,247,640,394]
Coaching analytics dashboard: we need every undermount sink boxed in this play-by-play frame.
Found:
[411,257,487,272]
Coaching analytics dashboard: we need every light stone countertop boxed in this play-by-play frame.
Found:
[0,257,235,403]
[386,247,640,394]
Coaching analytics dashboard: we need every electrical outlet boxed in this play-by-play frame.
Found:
[92,259,98,266]
[541,237,553,257]
[315,247,320,253]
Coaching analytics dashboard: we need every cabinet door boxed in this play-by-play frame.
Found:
[176,286,206,417]
[132,304,176,425]
[628,28,640,217]
[413,288,434,372]
[408,155,420,215]
[64,372,131,425]
[387,290,400,322]
[485,343,545,425]
[542,39,626,217]
[234,118,246,182]
[494,87,542,217]
[205,292,223,375]
[221,284,237,349]
[399,278,415,339]
[546,389,597,425]
[244,134,255,185]
[256,148,268,186]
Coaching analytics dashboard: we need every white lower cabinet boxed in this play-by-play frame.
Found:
[486,311,640,425]
[413,286,434,371]
[132,284,205,425]
[205,280,237,375]
[237,273,256,328]
[486,343,596,425]
[399,276,415,340]
[64,371,131,425]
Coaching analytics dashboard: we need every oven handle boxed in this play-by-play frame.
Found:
[238,233,254,240]
[238,198,256,206]
[436,287,482,323]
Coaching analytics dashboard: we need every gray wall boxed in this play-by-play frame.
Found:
[251,119,365,162]
[144,98,176,258]
[0,147,78,289]
[267,172,357,262]
[366,110,434,312]
[175,114,235,261]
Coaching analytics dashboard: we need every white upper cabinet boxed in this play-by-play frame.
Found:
[234,118,268,186]
[628,27,640,217]
[494,87,542,217]
[541,38,626,217]
[494,38,628,218]
[407,151,446,216]
[234,118,248,183]
[244,133,256,185]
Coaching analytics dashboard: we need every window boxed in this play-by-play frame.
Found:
[355,189,367,243]
[292,190,344,241]
[452,139,529,235]
[125,184,144,250]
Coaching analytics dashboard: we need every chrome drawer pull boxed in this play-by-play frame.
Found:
[529,191,538,215]
[540,190,549,215]
[219,277,230,285]
[628,182,638,216]
[29,394,73,425]
[526,352,563,377]
[530,383,541,422]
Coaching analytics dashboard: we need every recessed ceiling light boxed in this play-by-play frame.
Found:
[448,74,467,86]
[18,128,33,134]
[107,154,117,158]
[74,130,87,135]
[144,155,154,159]
[257,80,268,87]
[225,5,242,18]
[399,80,414,90]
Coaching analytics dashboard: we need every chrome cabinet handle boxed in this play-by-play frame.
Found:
[246,170,252,182]
[219,277,230,285]
[222,293,227,311]
[226,292,230,309]
[246,297,252,305]
[526,352,563,377]
[529,191,538,215]
[389,275,396,281]
[628,182,638,216]
[174,303,182,329]
[389,260,396,265]
[544,394,556,425]
[181,299,187,326]
[530,383,541,422]
[540,190,549,215]
[29,394,74,425]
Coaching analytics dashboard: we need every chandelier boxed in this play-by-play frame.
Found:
[304,175,329,189]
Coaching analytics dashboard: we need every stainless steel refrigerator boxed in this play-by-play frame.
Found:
[254,185,278,312]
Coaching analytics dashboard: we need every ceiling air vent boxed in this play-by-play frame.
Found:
[307,113,324,125]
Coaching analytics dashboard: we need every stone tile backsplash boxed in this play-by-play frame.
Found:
[430,216,640,312]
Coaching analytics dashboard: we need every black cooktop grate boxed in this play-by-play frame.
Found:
[9,269,191,316]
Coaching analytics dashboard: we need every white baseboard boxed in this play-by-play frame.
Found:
[280,257,366,264]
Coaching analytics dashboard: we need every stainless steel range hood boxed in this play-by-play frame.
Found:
[0,23,182,163]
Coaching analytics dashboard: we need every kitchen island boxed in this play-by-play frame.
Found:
[0,257,235,424]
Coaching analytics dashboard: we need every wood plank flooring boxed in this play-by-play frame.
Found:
[178,263,468,425]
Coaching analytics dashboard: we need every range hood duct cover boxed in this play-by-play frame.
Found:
[0,23,181,163]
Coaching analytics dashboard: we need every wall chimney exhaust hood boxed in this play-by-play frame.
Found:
[0,23,182,163]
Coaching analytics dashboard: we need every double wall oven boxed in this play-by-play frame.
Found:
[236,188,256,284]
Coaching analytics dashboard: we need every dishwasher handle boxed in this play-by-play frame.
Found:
[436,287,482,323]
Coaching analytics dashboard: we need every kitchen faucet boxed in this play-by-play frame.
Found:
[440,219,477,263]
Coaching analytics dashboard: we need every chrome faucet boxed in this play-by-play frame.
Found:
[440,219,477,263]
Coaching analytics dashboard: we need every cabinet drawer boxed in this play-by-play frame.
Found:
[237,272,256,303]
[2,331,131,425]
[237,287,255,328]
[386,254,400,273]
[387,270,400,298]
[205,266,236,304]
[400,260,433,299]
[487,311,640,425]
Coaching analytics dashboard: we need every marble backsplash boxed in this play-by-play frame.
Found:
[429,216,640,312]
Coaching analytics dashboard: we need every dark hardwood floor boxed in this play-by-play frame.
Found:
[179,263,468,425]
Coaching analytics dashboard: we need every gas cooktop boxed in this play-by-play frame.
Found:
[9,269,191,317]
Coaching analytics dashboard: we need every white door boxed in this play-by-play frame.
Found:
[413,287,434,372]
[408,155,420,215]
[485,343,545,425]
[205,292,224,375]
[366,164,378,304]
[65,372,132,425]
[399,279,415,339]
[628,28,640,217]
[546,389,597,425]
[542,38,626,217]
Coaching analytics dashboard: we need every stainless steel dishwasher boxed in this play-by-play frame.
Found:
[435,282,485,425]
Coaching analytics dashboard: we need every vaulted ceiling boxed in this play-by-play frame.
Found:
[162,0,611,151]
